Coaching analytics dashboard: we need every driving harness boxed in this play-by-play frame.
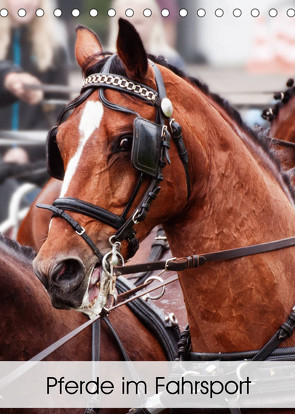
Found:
[38,54,295,365]
[38,54,190,261]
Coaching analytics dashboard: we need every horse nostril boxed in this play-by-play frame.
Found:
[50,259,85,293]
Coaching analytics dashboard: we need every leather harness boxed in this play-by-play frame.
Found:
[32,55,295,413]
[38,54,190,261]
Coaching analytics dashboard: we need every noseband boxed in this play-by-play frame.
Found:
[38,55,190,262]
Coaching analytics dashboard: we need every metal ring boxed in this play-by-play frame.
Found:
[102,251,112,276]
[143,275,165,301]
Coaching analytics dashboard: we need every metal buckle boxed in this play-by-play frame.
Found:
[165,257,176,271]
[76,226,85,236]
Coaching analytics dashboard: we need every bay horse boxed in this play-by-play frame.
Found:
[0,234,171,414]
[33,18,295,363]
[17,180,187,329]
[262,78,295,173]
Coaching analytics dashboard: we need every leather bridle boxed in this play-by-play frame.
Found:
[37,54,190,263]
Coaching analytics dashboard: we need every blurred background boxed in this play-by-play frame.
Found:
[0,0,295,236]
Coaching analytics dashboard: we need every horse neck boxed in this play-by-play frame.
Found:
[163,82,295,353]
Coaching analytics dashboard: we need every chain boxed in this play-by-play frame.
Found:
[83,74,158,102]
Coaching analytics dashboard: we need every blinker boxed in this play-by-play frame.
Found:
[46,126,65,181]
[131,117,164,178]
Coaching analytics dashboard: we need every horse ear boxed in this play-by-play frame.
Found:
[75,25,104,71]
[117,18,148,79]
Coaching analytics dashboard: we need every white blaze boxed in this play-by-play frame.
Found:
[60,101,104,197]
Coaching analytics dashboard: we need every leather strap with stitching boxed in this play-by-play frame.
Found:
[115,236,295,275]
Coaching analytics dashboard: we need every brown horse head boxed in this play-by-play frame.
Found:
[33,20,188,314]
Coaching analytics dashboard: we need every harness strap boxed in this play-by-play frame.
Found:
[252,306,295,360]
[115,235,295,275]
[116,276,180,361]
[114,181,161,243]
[36,204,103,260]
[177,321,295,362]
[169,119,191,199]
[102,316,131,361]
[84,320,101,414]
[130,226,169,286]
[52,197,125,229]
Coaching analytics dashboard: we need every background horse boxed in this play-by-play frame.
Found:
[33,18,295,365]
[262,78,295,173]
[0,234,170,414]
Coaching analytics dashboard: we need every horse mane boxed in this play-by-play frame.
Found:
[0,234,36,264]
[262,78,295,123]
[84,54,295,202]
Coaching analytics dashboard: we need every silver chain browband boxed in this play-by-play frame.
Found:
[82,73,158,103]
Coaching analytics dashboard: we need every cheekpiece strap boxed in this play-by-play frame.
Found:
[36,203,103,260]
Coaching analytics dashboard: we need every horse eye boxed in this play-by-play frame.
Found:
[119,136,132,151]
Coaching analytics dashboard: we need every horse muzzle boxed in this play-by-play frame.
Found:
[33,255,98,310]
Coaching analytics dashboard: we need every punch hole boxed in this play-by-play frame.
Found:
[0,8,8,17]
[215,8,224,18]
[251,8,260,18]
[233,8,242,17]
[179,9,188,17]
[287,8,295,17]
[72,9,80,17]
[125,8,134,17]
[197,8,206,17]
[18,8,26,17]
[269,8,278,17]
[108,8,116,17]
[143,8,152,17]
[36,8,44,17]
[53,8,62,17]
[90,9,98,17]
[161,8,170,17]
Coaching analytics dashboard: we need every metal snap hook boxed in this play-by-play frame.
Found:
[132,209,140,224]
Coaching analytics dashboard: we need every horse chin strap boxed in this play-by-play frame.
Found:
[38,54,190,266]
